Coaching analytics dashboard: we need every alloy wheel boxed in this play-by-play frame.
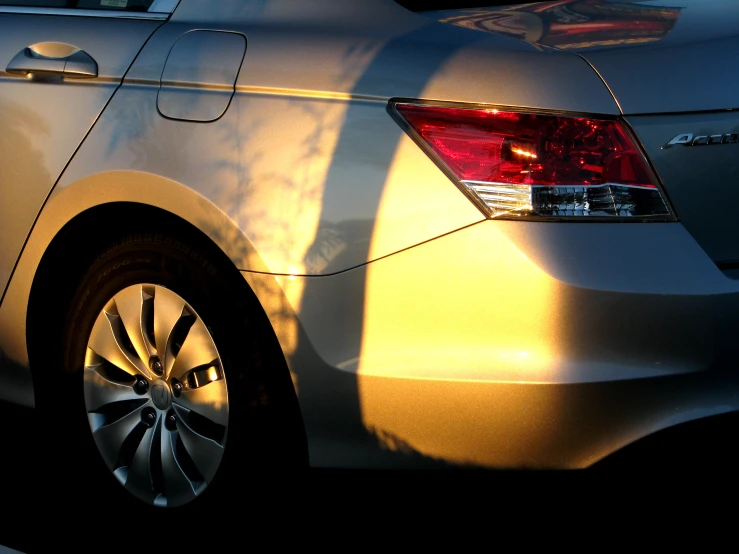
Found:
[83,284,228,507]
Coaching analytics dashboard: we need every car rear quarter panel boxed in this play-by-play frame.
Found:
[11,0,704,469]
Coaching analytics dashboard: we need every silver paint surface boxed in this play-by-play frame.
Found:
[423,0,739,114]
[628,110,739,262]
[0,14,161,298]
[1,0,737,469]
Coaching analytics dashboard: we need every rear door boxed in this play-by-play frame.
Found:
[0,1,173,298]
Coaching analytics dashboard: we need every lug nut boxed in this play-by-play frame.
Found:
[165,410,177,431]
[172,381,182,396]
[133,377,149,394]
[149,356,163,375]
[141,408,157,428]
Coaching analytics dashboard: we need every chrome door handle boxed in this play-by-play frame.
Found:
[6,42,98,79]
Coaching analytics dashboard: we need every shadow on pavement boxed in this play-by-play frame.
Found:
[1,399,733,552]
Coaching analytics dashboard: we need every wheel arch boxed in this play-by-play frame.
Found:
[10,172,294,411]
[27,201,259,378]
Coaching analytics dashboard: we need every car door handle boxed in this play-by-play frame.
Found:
[6,42,98,79]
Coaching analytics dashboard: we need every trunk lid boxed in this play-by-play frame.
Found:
[417,0,739,114]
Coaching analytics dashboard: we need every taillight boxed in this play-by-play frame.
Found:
[391,101,674,220]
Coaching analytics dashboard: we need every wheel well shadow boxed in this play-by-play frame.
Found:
[26,201,308,464]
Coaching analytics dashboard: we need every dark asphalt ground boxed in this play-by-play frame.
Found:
[1,399,735,551]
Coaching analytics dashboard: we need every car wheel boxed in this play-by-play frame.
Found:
[58,232,305,510]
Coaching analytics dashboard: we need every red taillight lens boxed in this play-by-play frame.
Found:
[392,102,673,219]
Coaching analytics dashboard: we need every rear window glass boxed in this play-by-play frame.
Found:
[0,0,153,10]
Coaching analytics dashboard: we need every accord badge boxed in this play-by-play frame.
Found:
[662,132,739,149]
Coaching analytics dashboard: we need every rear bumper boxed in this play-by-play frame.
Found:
[244,219,739,468]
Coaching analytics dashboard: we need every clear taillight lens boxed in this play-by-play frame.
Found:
[391,102,674,220]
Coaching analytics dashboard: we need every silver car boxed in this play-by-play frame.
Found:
[1,0,737,509]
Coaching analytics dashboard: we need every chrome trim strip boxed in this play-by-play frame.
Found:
[161,81,234,92]
[0,6,168,19]
[0,71,120,85]
[235,85,388,103]
[463,180,661,191]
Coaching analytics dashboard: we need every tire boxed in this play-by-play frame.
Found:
[55,232,306,514]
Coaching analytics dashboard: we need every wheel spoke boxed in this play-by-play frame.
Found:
[91,402,150,470]
[113,286,155,370]
[174,378,229,427]
[125,417,161,504]
[161,429,198,507]
[172,404,224,483]
[169,318,219,382]
[88,306,147,376]
[83,363,140,412]
[152,286,187,377]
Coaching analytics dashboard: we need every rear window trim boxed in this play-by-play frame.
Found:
[0,0,179,18]
[0,6,168,18]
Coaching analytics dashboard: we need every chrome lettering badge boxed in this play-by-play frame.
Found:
[663,132,739,149]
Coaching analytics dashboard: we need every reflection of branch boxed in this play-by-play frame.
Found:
[304,228,347,274]
[0,100,52,268]
[104,91,156,164]
[372,426,418,455]
[338,39,383,88]
[368,425,457,467]
[0,100,50,138]
[0,100,52,185]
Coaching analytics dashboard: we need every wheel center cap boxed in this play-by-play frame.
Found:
[151,381,171,410]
